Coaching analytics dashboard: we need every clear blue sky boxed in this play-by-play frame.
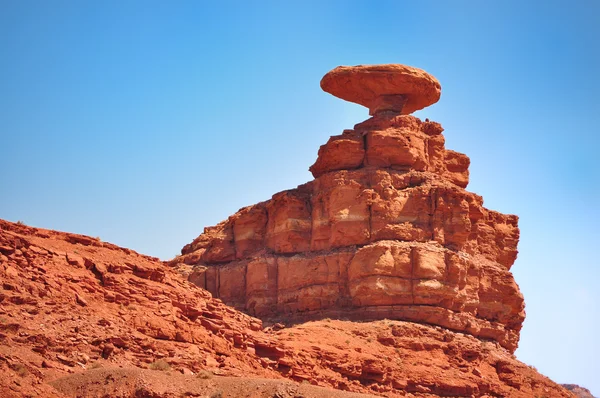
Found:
[1,1,598,394]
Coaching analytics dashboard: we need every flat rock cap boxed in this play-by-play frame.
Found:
[320,64,441,115]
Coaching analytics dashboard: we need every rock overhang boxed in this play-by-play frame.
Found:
[320,64,441,115]
[172,64,524,353]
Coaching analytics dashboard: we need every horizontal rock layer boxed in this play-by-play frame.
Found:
[309,116,468,185]
[174,115,524,352]
[0,220,569,397]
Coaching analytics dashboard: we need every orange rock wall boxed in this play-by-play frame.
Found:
[175,115,524,352]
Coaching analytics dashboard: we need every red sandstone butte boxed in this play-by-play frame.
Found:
[173,64,524,354]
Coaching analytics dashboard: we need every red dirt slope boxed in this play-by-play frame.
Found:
[0,219,574,397]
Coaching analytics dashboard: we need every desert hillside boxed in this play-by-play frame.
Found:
[0,218,574,397]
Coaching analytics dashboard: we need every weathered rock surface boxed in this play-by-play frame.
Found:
[174,112,523,352]
[320,64,442,115]
[562,384,597,398]
[0,219,275,397]
[0,63,582,397]
[0,219,575,397]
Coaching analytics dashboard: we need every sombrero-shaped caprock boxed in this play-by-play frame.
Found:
[320,64,441,116]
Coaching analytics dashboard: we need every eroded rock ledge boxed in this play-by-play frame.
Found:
[0,219,572,397]
[171,113,524,352]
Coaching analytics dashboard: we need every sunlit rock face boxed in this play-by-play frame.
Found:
[172,64,524,353]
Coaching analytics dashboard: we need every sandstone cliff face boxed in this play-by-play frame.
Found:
[172,113,524,353]
[0,219,574,397]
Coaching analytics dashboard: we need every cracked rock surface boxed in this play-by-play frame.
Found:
[173,113,524,353]
[0,220,574,396]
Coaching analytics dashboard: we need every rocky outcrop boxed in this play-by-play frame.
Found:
[172,64,525,353]
[320,64,441,115]
[0,65,582,398]
[0,219,575,397]
[0,219,276,397]
[562,384,597,398]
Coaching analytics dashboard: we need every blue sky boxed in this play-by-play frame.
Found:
[1,1,598,394]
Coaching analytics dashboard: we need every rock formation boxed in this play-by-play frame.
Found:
[562,385,597,398]
[172,64,525,354]
[0,219,576,397]
[0,64,585,397]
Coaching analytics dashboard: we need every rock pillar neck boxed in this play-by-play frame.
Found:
[369,94,408,116]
